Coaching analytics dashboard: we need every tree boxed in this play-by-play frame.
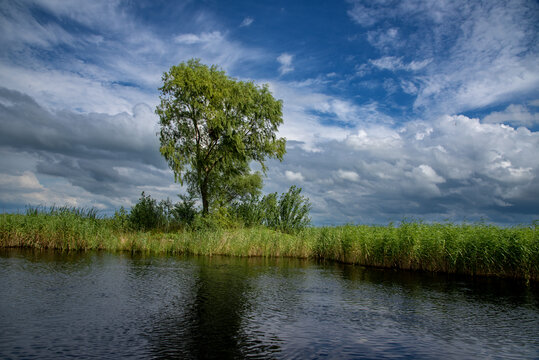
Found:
[156,59,286,215]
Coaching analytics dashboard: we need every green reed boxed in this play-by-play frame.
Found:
[1,211,537,280]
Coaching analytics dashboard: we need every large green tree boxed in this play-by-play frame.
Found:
[156,59,286,215]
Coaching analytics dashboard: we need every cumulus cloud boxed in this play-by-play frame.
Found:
[337,170,360,182]
[277,53,294,75]
[0,171,43,191]
[0,87,177,211]
[263,113,538,225]
[266,80,394,151]
[483,104,539,127]
[1,88,537,224]
[285,170,304,182]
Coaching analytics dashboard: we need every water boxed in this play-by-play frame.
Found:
[0,249,538,359]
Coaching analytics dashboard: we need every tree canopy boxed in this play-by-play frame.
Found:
[156,59,286,215]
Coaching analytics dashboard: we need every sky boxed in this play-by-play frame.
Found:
[0,0,538,225]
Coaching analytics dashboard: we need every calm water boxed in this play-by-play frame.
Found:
[0,249,538,359]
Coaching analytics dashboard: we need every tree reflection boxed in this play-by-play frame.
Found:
[149,256,271,359]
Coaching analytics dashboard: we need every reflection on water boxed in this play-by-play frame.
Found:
[0,249,538,359]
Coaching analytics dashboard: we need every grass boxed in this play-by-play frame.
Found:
[1,210,537,281]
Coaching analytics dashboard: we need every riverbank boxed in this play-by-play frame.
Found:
[1,213,537,281]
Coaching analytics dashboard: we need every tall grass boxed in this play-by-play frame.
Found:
[1,207,117,250]
[1,210,537,281]
[303,222,538,280]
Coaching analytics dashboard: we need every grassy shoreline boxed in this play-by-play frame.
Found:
[1,212,537,281]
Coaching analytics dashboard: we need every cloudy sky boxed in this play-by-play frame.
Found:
[0,0,538,225]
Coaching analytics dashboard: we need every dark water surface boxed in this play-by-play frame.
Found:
[0,249,538,359]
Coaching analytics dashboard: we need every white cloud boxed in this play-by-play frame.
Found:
[0,171,82,209]
[0,62,157,114]
[265,113,538,224]
[0,171,43,191]
[0,4,76,49]
[175,31,223,45]
[266,80,393,151]
[346,126,402,154]
[285,170,304,182]
[483,104,539,127]
[370,56,432,72]
[347,3,378,27]
[337,169,360,182]
[412,1,539,115]
[415,165,445,184]
[400,80,418,95]
[348,1,461,27]
[367,28,401,52]
[313,99,361,123]
[349,1,539,119]
[240,17,254,27]
[0,2,266,116]
[277,53,294,75]
[0,88,177,211]
[2,85,538,224]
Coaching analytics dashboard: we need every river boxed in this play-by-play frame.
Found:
[1,249,538,359]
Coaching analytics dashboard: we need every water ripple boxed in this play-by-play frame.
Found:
[0,249,537,359]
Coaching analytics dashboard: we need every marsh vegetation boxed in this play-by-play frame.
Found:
[1,205,537,281]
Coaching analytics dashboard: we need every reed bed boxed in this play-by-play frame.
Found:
[1,212,537,281]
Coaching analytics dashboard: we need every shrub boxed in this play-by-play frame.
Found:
[230,196,266,227]
[230,186,311,232]
[111,206,129,231]
[263,186,311,233]
[172,194,197,227]
[128,192,166,231]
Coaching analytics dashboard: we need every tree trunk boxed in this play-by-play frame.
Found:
[201,179,209,216]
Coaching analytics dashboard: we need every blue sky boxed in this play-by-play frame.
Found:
[0,0,538,225]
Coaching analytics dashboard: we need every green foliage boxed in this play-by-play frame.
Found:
[128,192,166,231]
[128,192,202,231]
[190,206,241,231]
[262,186,312,233]
[278,185,312,231]
[230,197,266,227]
[1,212,538,281]
[156,58,286,214]
[172,193,197,226]
[1,207,117,251]
[213,169,263,208]
[111,206,129,231]
[231,185,311,232]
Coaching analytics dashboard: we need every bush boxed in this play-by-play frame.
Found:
[231,185,311,232]
[127,187,311,233]
[190,207,238,231]
[172,194,197,226]
[230,197,265,227]
[128,192,166,231]
[111,206,129,231]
